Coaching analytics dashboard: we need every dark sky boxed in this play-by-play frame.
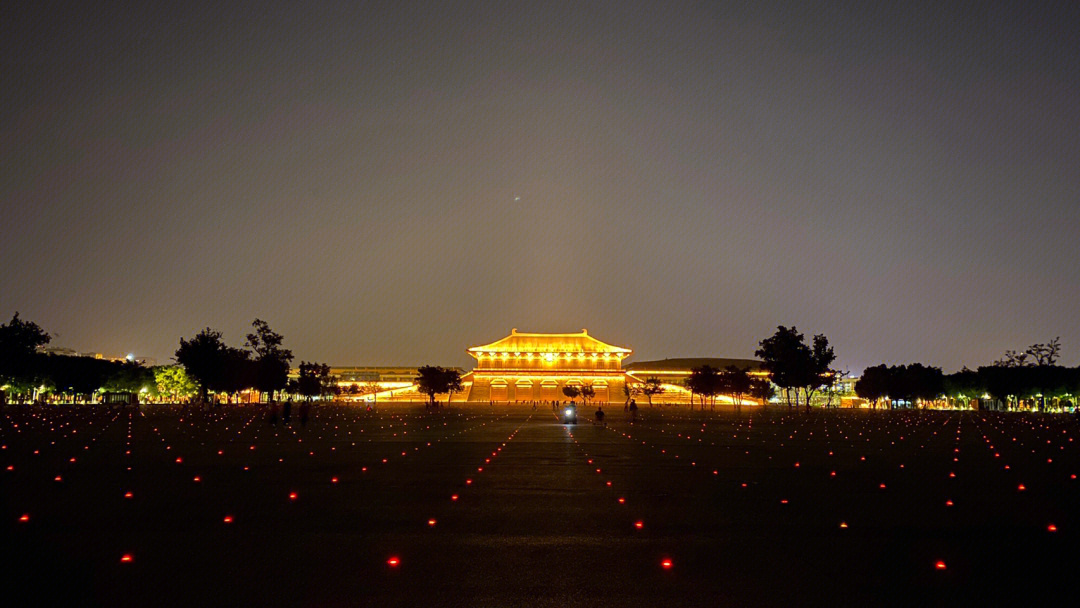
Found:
[3,1,1078,372]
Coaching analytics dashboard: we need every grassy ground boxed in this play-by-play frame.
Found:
[3,403,1078,607]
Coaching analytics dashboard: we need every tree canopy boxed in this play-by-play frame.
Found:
[245,319,293,401]
[685,365,721,409]
[641,377,665,406]
[856,364,945,409]
[154,365,197,400]
[415,366,463,408]
[0,312,51,390]
[756,326,835,410]
[297,361,333,401]
[175,328,229,402]
[722,366,753,409]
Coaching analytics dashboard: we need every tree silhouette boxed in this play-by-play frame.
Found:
[101,362,155,395]
[0,312,51,397]
[245,319,293,403]
[686,365,721,409]
[297,361,332,401]
[756,326,835,411]
[220,347,255,402]
[723,366,753,411]
[855,365,889,409]
[41,355,118,403]
[176,328,229,403]
[857,363,944,409]
[749,377,775,404]
[579,383,595,405]
[361,381,382,407]
[641,377,665,407]
[415,366,462,409]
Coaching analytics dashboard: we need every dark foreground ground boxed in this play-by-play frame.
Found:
[3,403,1079,607]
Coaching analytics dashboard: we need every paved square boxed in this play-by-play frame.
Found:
[3,404,1078,606]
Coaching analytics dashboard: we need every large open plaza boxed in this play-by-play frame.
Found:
[3,403,1078,606]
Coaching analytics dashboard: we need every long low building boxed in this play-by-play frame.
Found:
[625,357,765,382]
[624,357,767,404]
[320,330,768,404]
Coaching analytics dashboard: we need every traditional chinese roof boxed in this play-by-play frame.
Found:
[467,329,632,356]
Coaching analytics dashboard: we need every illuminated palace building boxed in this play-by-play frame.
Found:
[464,329,631,403]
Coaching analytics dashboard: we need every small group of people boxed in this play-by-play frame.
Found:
[267,398,311,427]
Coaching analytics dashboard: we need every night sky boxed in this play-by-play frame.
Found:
[2,1,1078,372]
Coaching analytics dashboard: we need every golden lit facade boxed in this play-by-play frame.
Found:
[464,329,631,403]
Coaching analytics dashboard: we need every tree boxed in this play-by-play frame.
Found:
[903,363,945,408]
[641,377,665,407]
[1027,338,1061,366]
[0,312,51,396]
[995,338,1063,369]
[855,365,889,409]
[756,326,806,408]
[579,383,595,405]
[858,363,945,409]
[154,365,197,401]
[806,334,837,409]
[41,355,118,403]
[562,385,581,401]
[361,381,382,406]
[723,366,752,411]
[755,326,835,411]
[101,362,154,395]
[297,361,332,401]
[622,382,642,405]
[686,365,721,409]
[943,367,981,410]
[819,369,847,408]
[749,377,775,403]
[176,328,229,402]
[245,319,293,403]
[415,366,462,408]
[220,347,255,401]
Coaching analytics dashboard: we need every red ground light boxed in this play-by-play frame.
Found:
[935,561,947,570]
[387,557,400,567]
[661,559,673,569]
[121,554,134,563]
